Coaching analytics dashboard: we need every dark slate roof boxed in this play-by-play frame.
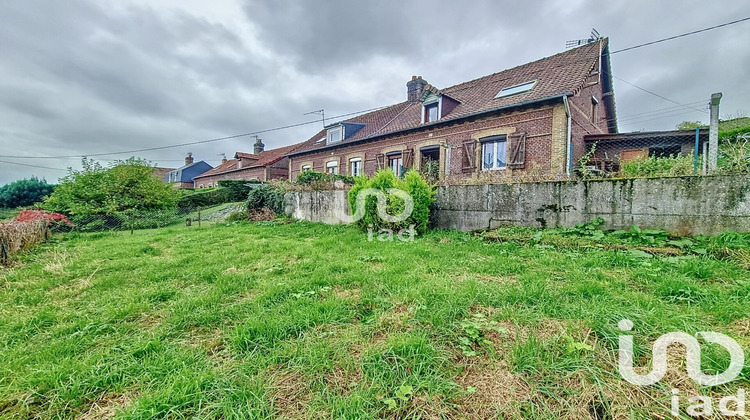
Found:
[290,39,609,156]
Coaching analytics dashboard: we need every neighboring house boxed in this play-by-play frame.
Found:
[583,129,709,173]
[287,39,617,182]
[163,154,213,189]
[192,139,300,188]
[152,167,175,181]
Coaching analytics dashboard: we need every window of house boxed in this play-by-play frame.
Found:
[481,136,507,170]
[388,154,403,176]
[349,158,362,177]
[301,164,312,172]
[327,126,343,144]
[326,161,338,175]
[423,102,439,123]
[495,80,537,99]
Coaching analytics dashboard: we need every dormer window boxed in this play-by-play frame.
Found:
[327,126,343,144]
[425,103,439,122]
[495,80,537,99]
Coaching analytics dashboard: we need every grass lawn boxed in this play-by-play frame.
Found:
[0,221,748,419]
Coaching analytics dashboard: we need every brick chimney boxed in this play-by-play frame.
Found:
[406,76,428,102]
[253,138,265,154]
[185,153,194,165]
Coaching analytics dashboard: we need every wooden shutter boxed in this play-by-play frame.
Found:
[375,153,385,169]
[402,148,413,169]
[507,132,526,169]
[462,140,476,172]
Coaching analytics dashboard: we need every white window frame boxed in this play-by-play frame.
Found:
[327,126,343,144]
[494,80,537,99]
[349,158,362,177]
[388,155,403,175]
[481,137,508,171]
[421,97,442,124]
[326,161,338,175]
[301,165,312,172]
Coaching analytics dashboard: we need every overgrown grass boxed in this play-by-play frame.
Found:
[0,222,748,418]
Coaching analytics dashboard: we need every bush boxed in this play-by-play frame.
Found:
[296,170,355,186]
[177,188,232,210]
[43,158,178,217]
[0,177,55,208]
[347,169,435,235]
[246,184,285,215]
[225,212,249,222]
[217,179,262,201]
[619,155,694,178]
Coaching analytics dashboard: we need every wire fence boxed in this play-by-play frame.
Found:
[55,204,246,233]
[580,129,713,178]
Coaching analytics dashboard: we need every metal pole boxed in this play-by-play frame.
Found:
[708,92,722,173]
[693,127,700,175]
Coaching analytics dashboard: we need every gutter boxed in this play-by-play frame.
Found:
[287,94,572,158]
[562,95,573,176]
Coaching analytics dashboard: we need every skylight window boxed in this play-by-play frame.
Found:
[495,80,537,99]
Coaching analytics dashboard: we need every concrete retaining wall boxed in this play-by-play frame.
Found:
[285,175,750,236]
[285,190,350,225]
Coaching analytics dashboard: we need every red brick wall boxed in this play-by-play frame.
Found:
[568,73,612,165]
[290,104,563,182]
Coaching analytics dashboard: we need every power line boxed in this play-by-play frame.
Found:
[610,16,750,54]
[0,160,68,172]
[614,76,708,114]
[0,106,389,160]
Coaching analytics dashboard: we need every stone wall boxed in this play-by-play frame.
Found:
[285,175,750,236]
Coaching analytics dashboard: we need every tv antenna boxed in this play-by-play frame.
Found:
[566,28,601,49]
[304,109,325,127]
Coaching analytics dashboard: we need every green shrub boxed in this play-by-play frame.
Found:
[347,169,435,235]
[296,170,329,185]
[43,158,178,217]
[246,184,285,214]
[225,212,249,222]
[619,155,693,178]
[0,177,55,208]
[177,188,232,210]
[217,179,261,201]
[296,170,355,186]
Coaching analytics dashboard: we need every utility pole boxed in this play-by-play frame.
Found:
[708,92,722,172]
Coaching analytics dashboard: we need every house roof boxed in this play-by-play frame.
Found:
[290,39,610,156]
[193,143,302,179]
[585,129,708,144]
[152,167,174,178]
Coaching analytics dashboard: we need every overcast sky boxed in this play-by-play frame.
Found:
[1,0,748,185]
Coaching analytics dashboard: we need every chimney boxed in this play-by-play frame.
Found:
[406,75,428,102]
[254,137,265,154]
[220,153,227,164]
[185,152,194,166]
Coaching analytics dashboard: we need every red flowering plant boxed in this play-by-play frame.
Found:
[14,209,73,227]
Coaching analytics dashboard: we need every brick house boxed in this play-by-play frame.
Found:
[287,39,617,182]
[192,139,300,188]
[163,153,213,189]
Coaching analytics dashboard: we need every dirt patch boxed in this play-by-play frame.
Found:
[76,391,138,420]
[271,370,314,419]
[334,287,361,301]
[180,328,231,365]
[324,366,364,395]
[730,318,750,336]
[455,359,530,419]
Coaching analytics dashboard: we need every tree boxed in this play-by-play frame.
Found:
[43,158,178,216]
[0,177,55,208]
